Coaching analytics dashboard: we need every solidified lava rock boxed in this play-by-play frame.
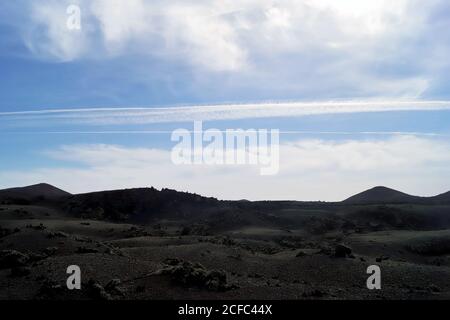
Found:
[160,258,232,291]
[37,280,64,299]
[334,244,352,258]
[296,251,307,257]
[0,250,29,269]
[87,279,112,300]
[46,231,69,239]
[10,266,31,277]
[105,279,124,296]
[76,247,99,254]
[302,289,326,298]
[0,227,13,238]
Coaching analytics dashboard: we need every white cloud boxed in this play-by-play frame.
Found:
[90,0,150,49]
[1,0,445,98]
[18,2,434,66]
[1,136,449,201]
[27,0,88,61]
[304,0,409,35]
[282,136,450,172]
[25,0,248,71]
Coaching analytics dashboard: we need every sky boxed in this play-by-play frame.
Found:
[0,0,450,201]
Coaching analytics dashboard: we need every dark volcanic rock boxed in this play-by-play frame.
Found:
[46,231,69,239]
[0,227,13,238]
[160,258,232,291]
[87,279,112,300]
[123,226,150,238]
[302,289,326,298]
[38,280,64,299]
[10,266,31,277]
[28,252,48,263]
[105,279,124,296]
[335,244,352,258]
[406,237,450,256]
[296,251,307,257]
[26,223,47,231]
[376,256,390,263]
[76,247,99,254]
[43,247,59,256]
[429,284,441,293]
[0,250,29,269]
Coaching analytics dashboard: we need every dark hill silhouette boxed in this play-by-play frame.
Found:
[63,187,289,230]
[65,187,218,221]
[432,191,450,203]
[2,183,450,221]
[64,187,270,229]
[343,186,421,204]
[344,186,450,204]
[0,183,71,204]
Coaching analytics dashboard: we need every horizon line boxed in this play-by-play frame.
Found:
[1,183,449,203]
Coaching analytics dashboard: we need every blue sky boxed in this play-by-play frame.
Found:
[0,0,450,200]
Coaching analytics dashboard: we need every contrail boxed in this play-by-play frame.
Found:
[1,130,448,137]
[1,100,450,125]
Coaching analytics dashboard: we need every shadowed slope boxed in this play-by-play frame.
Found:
[0,183,71,203]
[343,186,422,204]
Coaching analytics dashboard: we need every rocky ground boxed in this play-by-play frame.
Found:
[1,203,450,300]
